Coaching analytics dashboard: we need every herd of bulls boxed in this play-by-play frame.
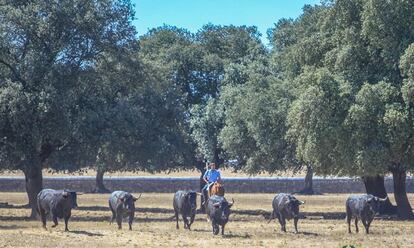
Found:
[36,188,388,235]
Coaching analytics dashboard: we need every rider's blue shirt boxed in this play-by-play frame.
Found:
[204,169,221,183]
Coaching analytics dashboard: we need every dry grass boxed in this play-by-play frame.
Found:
[0,193,413,247]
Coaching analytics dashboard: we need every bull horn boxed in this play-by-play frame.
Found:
[228,198,235,207]
[133,193,142,201]
[299,200,305,205]
[213,202,221,207]
[77,192,84,195]
[379,196,388,202]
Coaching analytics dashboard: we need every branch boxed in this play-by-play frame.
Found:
[0,59,27,86]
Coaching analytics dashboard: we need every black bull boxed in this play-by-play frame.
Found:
[109,190,141,230]
[37,189,81,231]
[206,195,234,235]
[346,194,387,234]
[269,193,304,233]
[173,190,200,230]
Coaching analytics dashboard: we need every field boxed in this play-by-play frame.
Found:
[1,193,414,248]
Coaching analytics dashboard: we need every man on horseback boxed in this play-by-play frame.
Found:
[202,162,221,205]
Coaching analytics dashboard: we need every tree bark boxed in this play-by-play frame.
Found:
[93,168,110,193]
[390,167,414,219]
[300,165,314,195]
[195,160,207,212]
[362,175,396,215]
[23,163,43,219]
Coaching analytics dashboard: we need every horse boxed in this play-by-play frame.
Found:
[209,182,225,197]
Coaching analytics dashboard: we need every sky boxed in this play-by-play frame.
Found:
[132,0,320,45]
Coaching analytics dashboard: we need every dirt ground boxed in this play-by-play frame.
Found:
[0,193,413,248]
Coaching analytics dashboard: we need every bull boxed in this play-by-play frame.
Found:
[109,191,141,230]
[269,193,304,233]
[346,194,387,234]
[37,189,80,231]
[173,190,199,230]
[206,195,234,235]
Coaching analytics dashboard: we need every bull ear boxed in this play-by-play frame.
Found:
[62,192,69,198]
[298,200,305,205]
[228,198,235,208]
[213,202,220,208]
[133,193,142,202]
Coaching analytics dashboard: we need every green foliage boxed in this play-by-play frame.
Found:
[287,69,351,175]
[0,0,136,172]
[219,58,296,174]
[190,99,224,163]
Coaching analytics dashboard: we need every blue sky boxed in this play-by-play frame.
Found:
[132,0,320,45]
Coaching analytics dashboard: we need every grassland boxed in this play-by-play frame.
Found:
[0,193,413,247]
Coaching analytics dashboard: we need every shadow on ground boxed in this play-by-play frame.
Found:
[69,230,104,236]
[222,232,251,239]
[0,224,27,230]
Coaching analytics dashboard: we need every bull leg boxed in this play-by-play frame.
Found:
[212,223,219,235]
[347,214,352,234]
[51,215,58,228]
[110,212,116,225]
[116,213,122,230]
[221,224,225,236]
[293,217,299,233]
[362,218,370,234]
[354,217,359,233]
[109,205,116,224]
[40,210,47,230]
[64,217,69,232]
[174,210,179,229]
[278,214,286,232]
[182,214,189,229]
[128,213,134,231]
[188,214,195,230]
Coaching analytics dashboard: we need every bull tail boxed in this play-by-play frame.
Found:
[267,211,275,223]
[36,197,40,215]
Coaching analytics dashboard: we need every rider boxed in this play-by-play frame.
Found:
[202,162,221,204]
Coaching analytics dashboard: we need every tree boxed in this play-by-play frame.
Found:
[190,25,266,166]
[346,81,414,219]
[266,0,414,214]
[0,0,136,217]
[190,98,225,165]
[87,44,195,192]
[219,56,298,173]
[138,25,266,167]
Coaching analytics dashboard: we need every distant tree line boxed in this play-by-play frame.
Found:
[1,0,414,219]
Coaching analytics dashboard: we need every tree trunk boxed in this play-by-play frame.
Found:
[23,163,43,219]
[390,167,414,219]
[195,160,207,212]
[93,168,110,193]
[362,175,396,215]
[300,165,314,195]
